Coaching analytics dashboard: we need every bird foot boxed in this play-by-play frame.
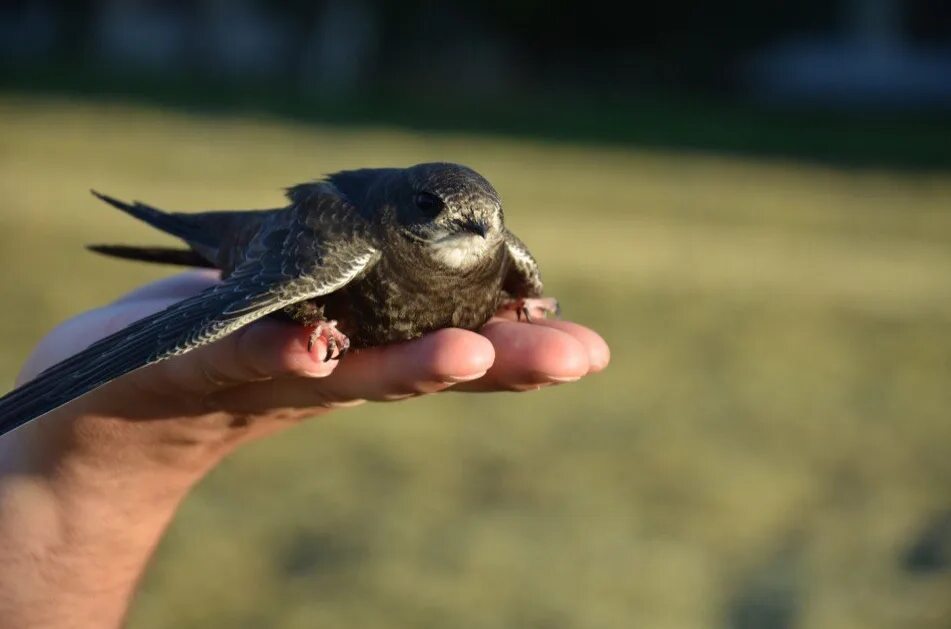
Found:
[500,297,560,323]
[307,320,350,362]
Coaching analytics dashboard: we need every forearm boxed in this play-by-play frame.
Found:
[0,407,224,629]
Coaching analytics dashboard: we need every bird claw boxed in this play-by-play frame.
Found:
[502,297,560,323]
[307,320,350,362]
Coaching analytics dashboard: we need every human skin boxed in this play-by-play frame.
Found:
[0,270,609,628]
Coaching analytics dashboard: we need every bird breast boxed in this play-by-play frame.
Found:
[317,242,507,348]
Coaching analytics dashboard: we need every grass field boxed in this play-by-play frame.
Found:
[0,95,949,628]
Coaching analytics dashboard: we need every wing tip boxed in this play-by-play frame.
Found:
[90,189,130,210]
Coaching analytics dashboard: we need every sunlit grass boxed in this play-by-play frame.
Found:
[1,95,949,628]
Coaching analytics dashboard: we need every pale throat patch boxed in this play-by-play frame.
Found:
[428,234,492,268]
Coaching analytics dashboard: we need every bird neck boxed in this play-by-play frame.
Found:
[426,233,499,269]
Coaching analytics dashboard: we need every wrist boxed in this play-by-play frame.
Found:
[0,403,222,628]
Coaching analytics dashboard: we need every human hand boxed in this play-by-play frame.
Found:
[11,270,610,472]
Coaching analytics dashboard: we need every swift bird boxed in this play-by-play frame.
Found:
[0,163,558,436]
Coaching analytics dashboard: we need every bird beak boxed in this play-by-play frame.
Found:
[461,219,489,239]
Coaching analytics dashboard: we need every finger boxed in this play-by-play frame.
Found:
[528,319,611,373]
[204,328,495,412]
[323,328,495,399]
[488,315,610,374]
[112,270,221,304]
[452,319,590,392]
[130,317,340,397]
[492,308,610,373]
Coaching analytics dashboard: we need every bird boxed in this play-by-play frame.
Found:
[0,162,558,436]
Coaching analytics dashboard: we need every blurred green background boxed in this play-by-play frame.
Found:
[2,1,951,627]
[1,95,949,628]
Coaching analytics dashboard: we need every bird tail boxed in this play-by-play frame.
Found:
[89,191,275,265]
[87,244,217,268]
[90,191,219,248]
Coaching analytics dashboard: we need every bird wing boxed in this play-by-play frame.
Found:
[0,196,379,436]
[501,229,544,298]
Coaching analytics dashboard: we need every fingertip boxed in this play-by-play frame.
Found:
[536,320,611,374]
[589,335,611,372]
[479,320,590,385]
[236,319,338,379]
[544,331,590,380]
[412,328,496,381]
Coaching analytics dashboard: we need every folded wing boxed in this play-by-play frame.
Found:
[0,194,379,436]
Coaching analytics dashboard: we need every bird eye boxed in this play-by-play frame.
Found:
[413,192,444,218]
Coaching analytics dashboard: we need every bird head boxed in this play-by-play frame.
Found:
[320,163,504,267]
[328,162,504,268]
[398,163,505,267]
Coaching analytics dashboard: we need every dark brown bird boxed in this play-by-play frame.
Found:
[0,163,557,435]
